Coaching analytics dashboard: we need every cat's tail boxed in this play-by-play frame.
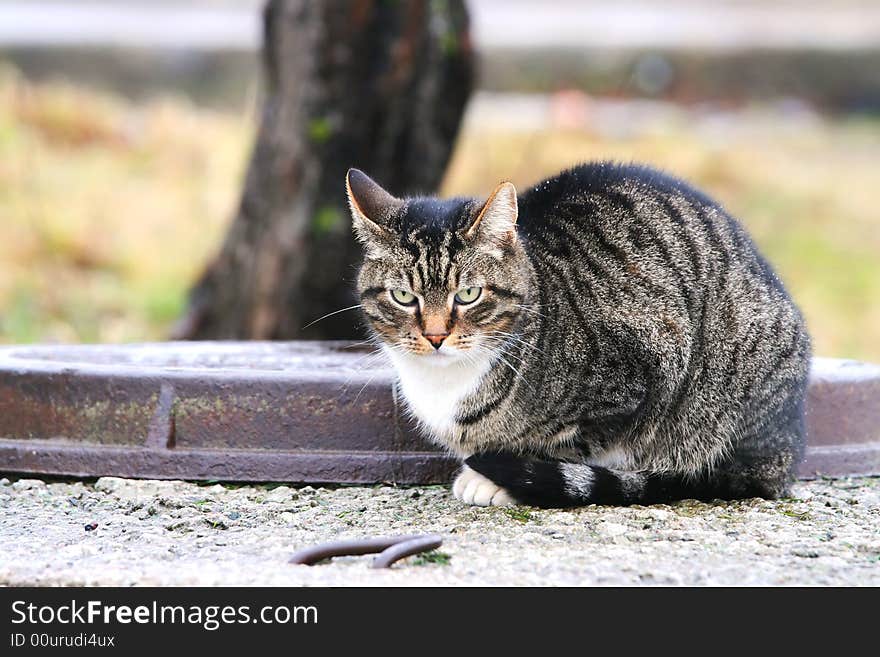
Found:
[465,452,772,507]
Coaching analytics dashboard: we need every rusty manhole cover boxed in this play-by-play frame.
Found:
[0,342,878,483]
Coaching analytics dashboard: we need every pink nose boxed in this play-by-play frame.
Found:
[424,333,448,349]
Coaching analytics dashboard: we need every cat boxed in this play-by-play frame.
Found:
[344,162,811,508]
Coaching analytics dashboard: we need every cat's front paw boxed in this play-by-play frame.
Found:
[453,465,516,506]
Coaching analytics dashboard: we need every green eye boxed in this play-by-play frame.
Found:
[454,286,482,304]
[390,289,417,306]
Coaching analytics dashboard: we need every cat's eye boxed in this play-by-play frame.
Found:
[454,286,482,305]
[390,289,418,306]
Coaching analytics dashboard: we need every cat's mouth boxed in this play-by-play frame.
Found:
[423,347,458,360]
[409,345,467,365]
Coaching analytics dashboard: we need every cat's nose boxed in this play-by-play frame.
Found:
[424,333,448,349]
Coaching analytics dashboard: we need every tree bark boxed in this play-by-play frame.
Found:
[174,0,474,340]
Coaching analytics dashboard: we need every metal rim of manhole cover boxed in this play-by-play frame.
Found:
[0,342,878,483]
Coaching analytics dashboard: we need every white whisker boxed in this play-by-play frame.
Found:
[302,304,363,330]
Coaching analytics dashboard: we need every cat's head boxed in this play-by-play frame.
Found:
[345,168,532,362]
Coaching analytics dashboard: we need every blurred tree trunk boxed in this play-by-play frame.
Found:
[173,0,473,340]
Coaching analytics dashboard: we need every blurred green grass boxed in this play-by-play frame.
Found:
[1,67,878,362]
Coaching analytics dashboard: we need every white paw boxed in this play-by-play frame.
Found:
[452,465,515,506]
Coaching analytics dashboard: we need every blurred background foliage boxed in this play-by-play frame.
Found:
[0,0,878,361]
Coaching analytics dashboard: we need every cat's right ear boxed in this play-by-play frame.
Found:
[345,168,402,257]
[465,181,518,256]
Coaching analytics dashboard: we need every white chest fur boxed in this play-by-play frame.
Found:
[384,346,493,446]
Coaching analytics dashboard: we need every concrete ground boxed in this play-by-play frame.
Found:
[1,475,878,586]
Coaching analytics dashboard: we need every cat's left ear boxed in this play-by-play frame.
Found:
[466,181,518,251]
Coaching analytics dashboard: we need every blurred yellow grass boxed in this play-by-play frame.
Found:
[0,68,248,343]
[1,69,878,361]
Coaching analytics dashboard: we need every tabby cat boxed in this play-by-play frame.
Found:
[345,163,811,507]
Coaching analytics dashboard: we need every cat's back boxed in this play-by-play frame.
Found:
[515,160,786,296]
[517,161,717,236]
[515,158,809,367]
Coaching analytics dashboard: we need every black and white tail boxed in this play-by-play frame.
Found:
[465,452,777,508]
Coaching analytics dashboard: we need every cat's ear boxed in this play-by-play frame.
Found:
[466,181,518,252]
[345,168,402,255]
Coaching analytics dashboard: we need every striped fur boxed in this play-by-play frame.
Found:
[346,163,811,507]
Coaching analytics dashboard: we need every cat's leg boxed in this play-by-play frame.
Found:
[452,425,582,506]
[465,449,795,508]
[452,465,516,506]
[466,400,805,507]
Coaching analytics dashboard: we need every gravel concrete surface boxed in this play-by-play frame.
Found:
[1,475,878,586]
